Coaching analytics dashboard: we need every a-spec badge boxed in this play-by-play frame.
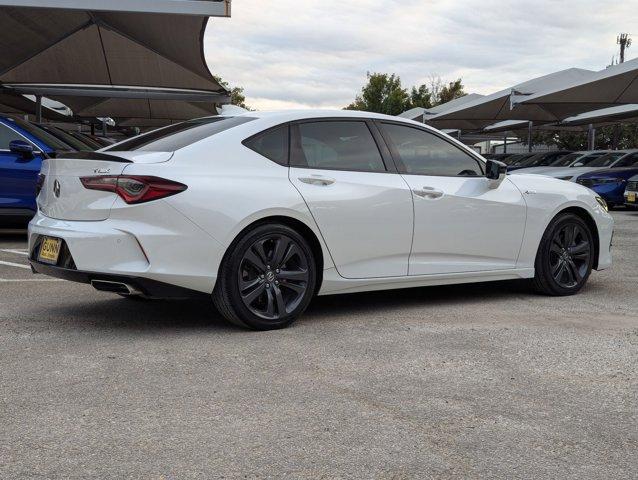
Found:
[94,168,110,174]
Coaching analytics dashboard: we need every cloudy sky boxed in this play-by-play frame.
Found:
[204,0,636,110]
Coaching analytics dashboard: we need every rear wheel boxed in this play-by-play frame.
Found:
[532,213,595,296]
[213,223,316,330]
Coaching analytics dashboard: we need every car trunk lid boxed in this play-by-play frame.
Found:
[38,151,173,221]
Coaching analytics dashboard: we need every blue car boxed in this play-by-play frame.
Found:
[0,116,75,225]
[576,153,638,208]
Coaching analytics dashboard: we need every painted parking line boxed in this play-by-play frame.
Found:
[0,260,31,269]
[1,249,28,256]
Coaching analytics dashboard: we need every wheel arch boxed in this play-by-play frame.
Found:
[219,214,326,295]
[552,206,601,269]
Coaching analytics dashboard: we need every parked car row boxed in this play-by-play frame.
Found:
[0,114,118,225]
[485,149,638,209]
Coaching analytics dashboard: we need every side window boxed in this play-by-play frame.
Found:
[0,123,27,150]
[381,123,484,176]
[292,121,386,172]
[243,124,289,166]
[616,153,638,168]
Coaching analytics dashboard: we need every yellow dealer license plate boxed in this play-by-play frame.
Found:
[628,192,636,203]
[38,237,62,265]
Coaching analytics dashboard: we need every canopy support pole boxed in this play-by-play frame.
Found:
[527,121,533,152]
[90,123,95,136]
[588,123,596,150]
[503,133,507,154]
[102,120,107,137]
[35,95,42,123]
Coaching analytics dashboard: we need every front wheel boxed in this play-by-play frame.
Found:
[532,213,595,296]
[213,223,316,330]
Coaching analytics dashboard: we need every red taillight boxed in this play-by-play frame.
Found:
[80,175,187,204]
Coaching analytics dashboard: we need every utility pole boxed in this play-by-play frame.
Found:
[617,33,632,63]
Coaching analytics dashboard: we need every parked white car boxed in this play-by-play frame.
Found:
[537,150,638,182]
[516,150,610,175]
[29,110,613,329]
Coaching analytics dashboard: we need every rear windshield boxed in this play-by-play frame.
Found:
[550,153,582,167]
[105,116,256,152]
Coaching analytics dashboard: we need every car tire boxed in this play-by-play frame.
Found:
[213,223,317,330]
[532,212,595,296]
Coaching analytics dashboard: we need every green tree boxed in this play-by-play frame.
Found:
[437,79,466,105]
[409,84,433,109]
[345,72,410,116]
[345,73,466,114]
[214,75,251,110]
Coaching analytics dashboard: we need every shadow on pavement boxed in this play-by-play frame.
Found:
[42,280,534,332]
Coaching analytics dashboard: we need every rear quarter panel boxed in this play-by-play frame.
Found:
[122,128,335,273]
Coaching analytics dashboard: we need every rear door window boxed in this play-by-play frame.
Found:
[291,121,386,172]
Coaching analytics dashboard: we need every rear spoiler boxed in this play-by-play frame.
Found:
[54,151,133,163]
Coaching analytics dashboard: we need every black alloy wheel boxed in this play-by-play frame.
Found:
[238,234,310,320]
[213,223,316,330]
[548,223,591,289]
[533,213,595,296]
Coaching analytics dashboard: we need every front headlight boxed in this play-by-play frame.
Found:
[595,196,608,212]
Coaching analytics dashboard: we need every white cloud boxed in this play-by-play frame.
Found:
[204,0,636,110]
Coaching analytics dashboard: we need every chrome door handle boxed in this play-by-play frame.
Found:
[298,175,335,186]
[413,186,444,199]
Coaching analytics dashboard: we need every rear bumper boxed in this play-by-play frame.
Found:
[29,259,202,298]
[28,203,224,294]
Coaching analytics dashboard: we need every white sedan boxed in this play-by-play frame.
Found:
[29,110,614,330]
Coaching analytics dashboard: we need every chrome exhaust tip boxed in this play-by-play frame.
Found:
[90,280,142,296]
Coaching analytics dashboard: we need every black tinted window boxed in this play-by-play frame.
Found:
[381,123,483,176]
[0,123,27,150]
[588,152,624,167]
[244,125,289,165]
[615,153,638,167]
[292,121,386,172]
[105,116,255,152]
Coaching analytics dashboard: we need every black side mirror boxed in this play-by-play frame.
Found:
[486,159,507,188]
[9,140,35,159]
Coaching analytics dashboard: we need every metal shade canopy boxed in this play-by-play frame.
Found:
[516,58,638,118]
[560,104,638,126]
[0,92,71,121]
[426,68,594,129]
[0,1,230,122]
[399,94,484,123]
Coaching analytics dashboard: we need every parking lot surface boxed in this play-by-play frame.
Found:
[1,212,637,479]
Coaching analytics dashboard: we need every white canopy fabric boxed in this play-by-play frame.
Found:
[0,3,230,123]
[426,68,594,130]
[516,58,638,118]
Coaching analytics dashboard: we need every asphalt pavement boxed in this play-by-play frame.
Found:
[1,212,636,479]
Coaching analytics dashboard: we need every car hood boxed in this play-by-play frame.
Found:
[507,173,598,201]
